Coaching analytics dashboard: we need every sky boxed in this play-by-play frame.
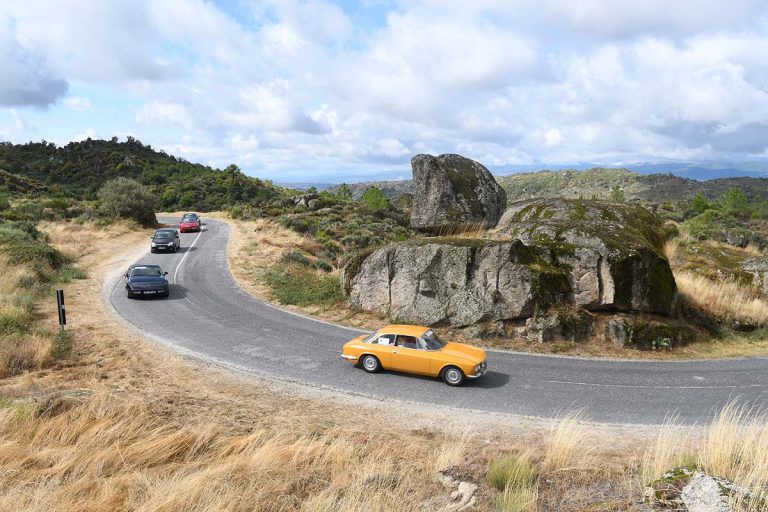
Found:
[2,0,768,183]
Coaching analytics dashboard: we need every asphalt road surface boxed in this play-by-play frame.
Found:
[108,217,768,424]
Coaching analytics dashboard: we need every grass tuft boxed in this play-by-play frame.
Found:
[488,454,537,492]
[541,411,594,473]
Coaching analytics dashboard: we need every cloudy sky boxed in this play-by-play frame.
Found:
[2,0,768,182]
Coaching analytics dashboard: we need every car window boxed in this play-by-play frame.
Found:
[396,335,418,349]
[131,267,163,277]
[375,335,394,345]
[421,330,447,350]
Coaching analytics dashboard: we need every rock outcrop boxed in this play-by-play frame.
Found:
[495,199,677,315]
[742,257,768,297]
[343,239,569,331]
[410,154,507,232]
[343,199,678,336]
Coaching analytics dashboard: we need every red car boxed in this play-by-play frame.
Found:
[179,213,201,233]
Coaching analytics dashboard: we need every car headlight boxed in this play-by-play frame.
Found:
[151,242,156,247]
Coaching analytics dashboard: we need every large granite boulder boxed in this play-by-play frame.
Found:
[342,239,569,330]
[343,199,677,335]
[410,154,507,232]
[495,199,677,315]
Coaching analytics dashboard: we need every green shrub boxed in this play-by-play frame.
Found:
[281,250,311,266]
[0,196,10,211]
[488,455,537,492]
[58,266,88,283]
[98,177,157,227]
[682,210,722,240]
[264,267,344,306]
[51,330,72,358]
[1,238,62,270]
[315,260,333,273]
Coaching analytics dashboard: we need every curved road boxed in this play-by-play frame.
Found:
[108,217,768,424]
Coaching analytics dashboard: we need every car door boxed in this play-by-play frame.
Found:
[368,334,395,368]
[390,335,432,375]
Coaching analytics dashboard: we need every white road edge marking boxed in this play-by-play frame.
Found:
[174,229,203,284]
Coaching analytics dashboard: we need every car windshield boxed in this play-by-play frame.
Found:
[421,330,447,350]
[155,232,173,239]
[131,267,163,277]
[182,215,197,222]
[361,332,378,343]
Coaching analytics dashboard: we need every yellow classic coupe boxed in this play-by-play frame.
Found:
[341,325,487,386]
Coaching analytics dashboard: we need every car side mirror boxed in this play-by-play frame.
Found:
[164,271,168,275]
[124,273,128,277]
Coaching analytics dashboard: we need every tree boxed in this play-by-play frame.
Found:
[720,188,748,216]
[336,183,352,200]
[361,186,389,212]
[690,193,710,214]
[98,177,157,226]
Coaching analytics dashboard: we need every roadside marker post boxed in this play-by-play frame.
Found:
[56,289,66,330]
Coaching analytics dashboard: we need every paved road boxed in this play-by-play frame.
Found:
[108,217,768,424]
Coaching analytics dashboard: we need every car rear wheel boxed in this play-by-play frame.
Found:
[442,366,465,386]
[360,354,380,373]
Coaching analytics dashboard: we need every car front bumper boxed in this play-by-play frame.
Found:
[129,286,169,296]
[340,354,358,362]
[467,362,487,379]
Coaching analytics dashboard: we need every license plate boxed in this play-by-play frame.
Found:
[144,290,157,294]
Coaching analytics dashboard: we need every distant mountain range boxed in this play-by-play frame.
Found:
[284,160,768,190]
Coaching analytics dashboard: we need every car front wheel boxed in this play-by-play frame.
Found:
[442,366,465,386]
[360,354,381,373]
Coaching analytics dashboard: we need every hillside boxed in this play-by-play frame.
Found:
[325,179,414,200]
[496,168,768,203]
[325,167,768,204]
[0,139,286,211]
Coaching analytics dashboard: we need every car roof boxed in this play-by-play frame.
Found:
[377,324,430,337]
[155,228,175,233]
[182,212,198,217]
[130,264,162,270]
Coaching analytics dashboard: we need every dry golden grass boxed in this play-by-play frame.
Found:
[640,415,691,484]
[676,271,768,326]
[541,412,595,473]
[0,392,436,511]
[642,403,768,510]
[40,219,137,260]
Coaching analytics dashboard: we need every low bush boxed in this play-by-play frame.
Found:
[281,250,311,266]
[57,266,88,283]
[263,266,344,306]
[51,330,72,358]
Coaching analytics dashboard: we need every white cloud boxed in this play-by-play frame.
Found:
[62,96,92,111]
[136,101,195,130]
[3,0,768,180]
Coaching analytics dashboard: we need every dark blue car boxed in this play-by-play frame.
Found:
[124,264,170,298]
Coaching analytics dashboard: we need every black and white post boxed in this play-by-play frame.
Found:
[56,289,66,331]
